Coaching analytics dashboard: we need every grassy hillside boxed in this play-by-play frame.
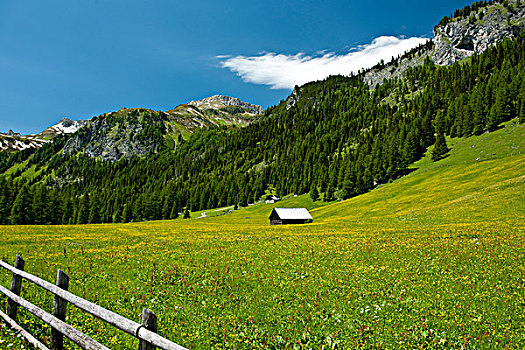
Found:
[314,118,524,228]
[200,118,524,229]
[0,121,524,349]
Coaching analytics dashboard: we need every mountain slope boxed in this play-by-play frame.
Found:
[0,95,261,156]
[61,108,169,161]
[0,132,47,152]
[1,118,523,349]
[1,30,523,225]
[0,1,524,225]
[314,119,525,227]
[197,118,524,228]
[59,96,262,162]
[0,119,86,152]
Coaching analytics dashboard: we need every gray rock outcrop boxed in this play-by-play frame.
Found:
[286,88,299,110]
[364,52,430,88]
[62,110,167,162]
[433,2,525,65]
[362,1,525,88]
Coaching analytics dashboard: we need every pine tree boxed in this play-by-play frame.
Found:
[309,184,319,202]
[101,203,112,223]
[122,203,132,223]
[32,184,49,224]
[48,192,62,224]
[89,196,101,224]
[0,178,8,224]
[471,87,486,135]
[341,179,355,199]
[162,196,171,220]
[360,169,374,193]
[432,133,449,161]
[324,184,334,202]
[170,202,179,219]
[461,101,474,136]
[11,185,32,225]
[77,194,90,224]
[489,84,511,130]
[403,130,419,164]
[519,98,525,124]
[132,198,143,222]
[113,203,122,223]
[0,195,8,224]
[199,191,207,211]
[434,110,446,134]
[61,198,73,225]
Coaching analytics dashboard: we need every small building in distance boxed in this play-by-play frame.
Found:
[269,208,313,225]
[265,194,280,204]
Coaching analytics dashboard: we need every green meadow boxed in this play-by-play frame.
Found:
[0,120,524,349]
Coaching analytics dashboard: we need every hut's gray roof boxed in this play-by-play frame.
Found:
[271,208,313,220]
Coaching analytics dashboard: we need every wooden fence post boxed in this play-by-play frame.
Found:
[6,255,25,321]
[51,269,69,350]
[138,308,157,350]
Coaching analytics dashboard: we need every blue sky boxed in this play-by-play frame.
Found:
[0,0,473,134]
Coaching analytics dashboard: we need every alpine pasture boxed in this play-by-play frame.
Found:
[1,120,524,348]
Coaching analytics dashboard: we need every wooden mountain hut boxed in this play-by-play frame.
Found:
[269,208,313,225]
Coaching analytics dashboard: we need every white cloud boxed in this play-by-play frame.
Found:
[219,36,429,90]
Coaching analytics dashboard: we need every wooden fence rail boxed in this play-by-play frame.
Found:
[0,256,188,350]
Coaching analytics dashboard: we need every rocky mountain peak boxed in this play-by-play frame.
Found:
[58,117,74,127]
[6,129,20,137]
[47,118,86,134]
[188,95,262,115]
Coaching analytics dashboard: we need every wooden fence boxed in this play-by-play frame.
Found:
[0,255,188,350]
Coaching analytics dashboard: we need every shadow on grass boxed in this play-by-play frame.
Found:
[436,153,451,161]
[395,167,418,178]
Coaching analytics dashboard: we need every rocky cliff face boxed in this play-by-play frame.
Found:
[62,109,168,162]
[433,1,525,65]
[286,88,299,110]
[364,47,431,88]
[361,1,525,87]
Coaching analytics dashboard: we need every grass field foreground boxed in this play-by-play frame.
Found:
[0,121,524,349]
